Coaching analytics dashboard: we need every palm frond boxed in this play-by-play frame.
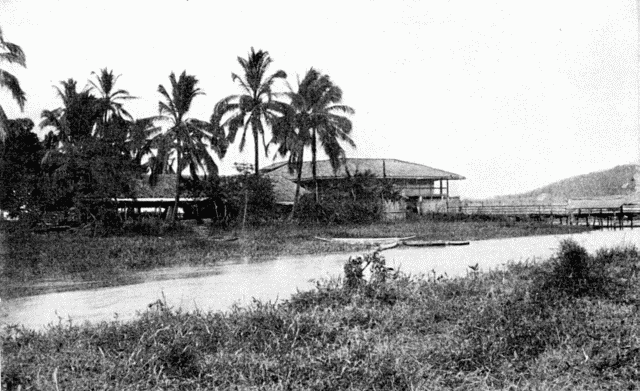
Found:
[231,72,252,95]
[0,69,26,109]
[326,104,355,115]
[39,108,63,130]
[207,121,228,158]
[0,104,6,141]
[0,50,26,67]
[158,101,176,121]
[257,69,287,98]
[1,41,26,67]
[224,112,246,144]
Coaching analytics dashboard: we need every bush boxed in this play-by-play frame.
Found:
[537,239,615,298]
[343,250,399,305]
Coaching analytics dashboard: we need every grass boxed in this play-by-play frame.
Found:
[1,216,590,299]
[3,241,640,390]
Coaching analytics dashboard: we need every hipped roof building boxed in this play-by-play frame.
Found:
[262,158,465,200]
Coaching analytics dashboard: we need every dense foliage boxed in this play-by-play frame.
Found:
[0,119,43,216]
[184,174,277,226]
[296,170,399,223]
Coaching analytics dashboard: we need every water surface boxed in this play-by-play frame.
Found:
[2,229,639,330]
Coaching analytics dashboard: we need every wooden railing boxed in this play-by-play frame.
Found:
[450,202,640,228]
[455,202,569,216]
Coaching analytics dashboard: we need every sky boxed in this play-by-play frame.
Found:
[0,0,638,198]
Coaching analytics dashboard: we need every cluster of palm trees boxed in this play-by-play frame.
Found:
[212,48,356,216]
[1,27,355,221]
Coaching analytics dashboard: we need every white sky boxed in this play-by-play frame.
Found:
[1,0,638,198]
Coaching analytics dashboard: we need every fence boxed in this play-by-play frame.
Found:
[383,199,406,220]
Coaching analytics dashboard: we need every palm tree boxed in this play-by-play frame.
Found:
[211,47,287,175]
[275,68,355,203]
[88,68,134,137]
[156,71,227,221]
[40,79,102,147]
[308,71,355,202]
[271,73,320,217]
[0,26,27,141]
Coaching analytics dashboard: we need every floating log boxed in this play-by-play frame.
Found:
[402,240,470,247]
[314,236,415,244]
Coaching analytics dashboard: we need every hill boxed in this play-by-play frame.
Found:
[503,164,640,201]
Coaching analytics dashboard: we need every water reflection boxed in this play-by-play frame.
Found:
[2,229,639,330]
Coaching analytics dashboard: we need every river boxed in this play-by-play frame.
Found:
[2,228,639,330]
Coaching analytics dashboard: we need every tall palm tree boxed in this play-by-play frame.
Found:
[211,47,287,175]
[0,26,27,141]
[88,68,134,137]
[308,71,355,202]
[40,79,101,147]
[156,71,227,221]
[272,72,321,217]
[275,68,355,203]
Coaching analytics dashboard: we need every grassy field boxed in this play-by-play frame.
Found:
[3,240,639,390]
[1,217,591,299]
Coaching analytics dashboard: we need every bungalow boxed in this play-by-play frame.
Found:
[261,158,465,214]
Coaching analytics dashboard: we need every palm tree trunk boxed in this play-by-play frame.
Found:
[242,179,248,234]
[312,129,318,203]
[253,128,260,176]
[289,149,304,220]
[171,152,180,222]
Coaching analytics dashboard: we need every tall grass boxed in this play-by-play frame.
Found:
[3,241,640,389]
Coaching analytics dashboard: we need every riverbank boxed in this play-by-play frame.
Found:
[1,217,591,299]
[3,241,639,390]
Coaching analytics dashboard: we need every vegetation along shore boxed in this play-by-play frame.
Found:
[3,239,639,389]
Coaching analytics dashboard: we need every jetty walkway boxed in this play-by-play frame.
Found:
[453,200,640,228]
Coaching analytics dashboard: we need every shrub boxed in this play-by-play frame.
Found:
[343,250,399,305]
[344,250,389,290]
[537,239,613,298]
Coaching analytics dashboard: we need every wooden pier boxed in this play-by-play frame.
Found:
[453,201,640,228]
[572,204,640,228]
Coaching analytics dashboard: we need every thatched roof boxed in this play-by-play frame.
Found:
[261,158,465,181]
[132,175,178,198]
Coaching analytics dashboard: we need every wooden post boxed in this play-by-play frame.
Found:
[619,206,624,229]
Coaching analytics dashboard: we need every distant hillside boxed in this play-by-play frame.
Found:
[505,164,639,201]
